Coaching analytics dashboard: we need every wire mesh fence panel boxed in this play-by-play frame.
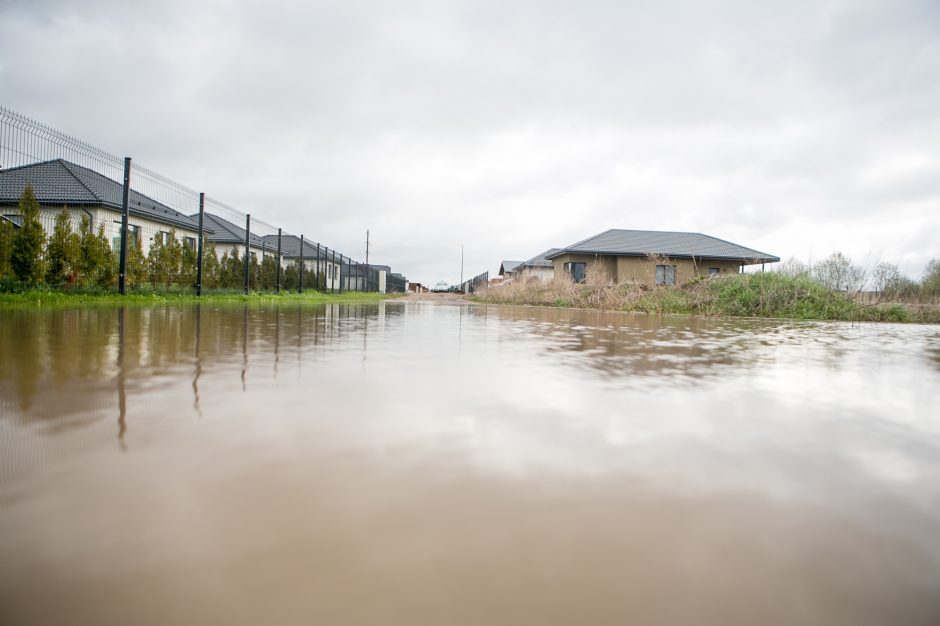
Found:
[1,106,407,294]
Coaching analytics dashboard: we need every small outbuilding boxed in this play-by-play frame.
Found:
[514,248,561,282]
[498,260,523,279]
[547,229,779,286]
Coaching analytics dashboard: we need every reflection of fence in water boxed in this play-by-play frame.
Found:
[0,106,403,294]
[0,302,402,479]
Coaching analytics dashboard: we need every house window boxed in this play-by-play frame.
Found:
[154,231,171,246]
[111,224,140,253]
[565,262,586,283]
[183,236,196,251]
[655,265,676,285]
[708,267,720,275]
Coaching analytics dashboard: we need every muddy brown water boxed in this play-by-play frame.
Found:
[1,301,939,625]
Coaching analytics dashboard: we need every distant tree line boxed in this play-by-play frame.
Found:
[775,251,940,301]
[0,184,326,292]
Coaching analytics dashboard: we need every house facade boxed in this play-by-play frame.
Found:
[498,260,522,280]
[196,212,281,265]
[514,248,561,282]
[547,229,779,286]
[261,234,342,290]
[0,159,203,255]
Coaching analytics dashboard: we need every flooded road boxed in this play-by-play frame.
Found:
[1,301,939,625]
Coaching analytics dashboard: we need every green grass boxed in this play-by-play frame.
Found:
[0,287,398,308]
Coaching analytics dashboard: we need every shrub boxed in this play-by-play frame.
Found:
[11,184,46,284]
[45,207,81,286]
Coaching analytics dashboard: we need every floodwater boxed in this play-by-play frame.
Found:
[1,301,939,626]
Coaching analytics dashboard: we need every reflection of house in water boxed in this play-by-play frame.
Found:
[470,305,773,383]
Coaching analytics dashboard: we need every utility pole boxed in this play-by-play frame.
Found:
[460,244,464,288]
[365,229,370,267]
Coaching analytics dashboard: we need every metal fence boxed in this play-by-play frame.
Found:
[0,105,403,294]
[460,271,489,294]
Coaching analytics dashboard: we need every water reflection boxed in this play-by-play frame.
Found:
[1,302,940,626]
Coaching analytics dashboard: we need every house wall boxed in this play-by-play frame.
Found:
[614,256,742,285]
[551,253,617,281]
[515,266,555,282]
[208,242,282,265]
[286,258,341,290]
[552,253,742,286]
[25,205,200,256]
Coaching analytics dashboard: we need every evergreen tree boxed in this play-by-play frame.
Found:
[0,218,14,280]
[219,249,243,289]
[180,243,197,288]
[260,255,278,291]
[78,215,114,287]
[248,254,261,291]
[147,231,184,287]
[283,261,300,291]
[11,184,46,284]
[201,244,221,289]
[126,235,148,288]
[45,207,81,286]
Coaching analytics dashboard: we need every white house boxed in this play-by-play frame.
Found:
[0,159,203,255]
[261,234,342,290]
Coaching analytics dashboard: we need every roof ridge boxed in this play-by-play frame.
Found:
[562,227,616,251]
[0,157,64,174]
[58,160,105,204]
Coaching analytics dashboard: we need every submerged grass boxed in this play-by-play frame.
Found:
[0,287,397,308]
[475,272,940,324]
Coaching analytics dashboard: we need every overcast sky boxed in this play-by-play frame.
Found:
[1,0,938,284]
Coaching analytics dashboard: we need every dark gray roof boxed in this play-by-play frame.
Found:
[546,229,779,263]
[367,264,391,273]
[499,260,523,275]
[194,212,268,249]
[519,248,562,269]
[0,159,203,232]
[261,234,336,261]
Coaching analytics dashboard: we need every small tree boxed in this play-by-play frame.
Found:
[147,231,184,288]
[283,261,299,291]
[812,252,865,293]
[259,255,278,291]
[871,262,902,297]
[922,259,940,299]
[78,216,114,287]
[201,244,221,289]
[11,184,46,284]
[179,242,197,288]
[219,249,243,289]
[126,235,148,288]
[0,218,15,280]
[45,207,81,286]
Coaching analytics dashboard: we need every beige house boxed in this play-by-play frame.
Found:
[547,229,779,286]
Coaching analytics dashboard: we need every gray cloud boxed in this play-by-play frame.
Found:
[1,0,938,282]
